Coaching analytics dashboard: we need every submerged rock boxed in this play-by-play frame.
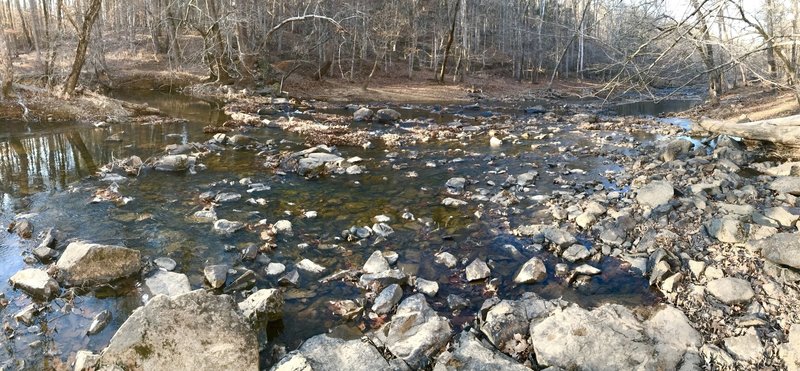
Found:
[86,310,112,335]
[383,294,452,368]
[10,268,59,300]
[271,333,389,371]
[98,290,258,370]
[213,219,244,235]
[55,241,141,286]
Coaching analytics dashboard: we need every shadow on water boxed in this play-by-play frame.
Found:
[0,90,661,367]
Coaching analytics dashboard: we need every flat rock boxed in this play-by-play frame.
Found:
[542,227,577,247]
[562,244,590,262]
[636,180,674,208]
[363,250,390,274]
[10,268,59,300]
[297,258,326,274]
[98,290,258,370]
[465,259,491,281]
[154,257,177,271]
[213,219,244,234]
[56,241,141,286]
[434,331,529,371]
[769,176,800,195]
[145,270,191,298]
[384,294,452,368]
[763,207,799,227]
[415,278,439,297]
[434,252,458,268]
[724,328,764,363]
[154,154,194,171]
[780,324,800,371]
[752,233,800,270]
[238,288,284,321]
[706,218,744,243]
[359,269,408,289]
[706,277,754,305]
[372,283,403,314]
[513,257,547,284]
[271,333,389,371]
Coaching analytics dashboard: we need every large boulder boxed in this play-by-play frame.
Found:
[530,304,701,370]
[9,268,60,300]
[56,241,141,286]
[98,290,258,370]
[383,294,452,368]
[433,331,529,371]
[271,333,389,371]
[636,180,674,209]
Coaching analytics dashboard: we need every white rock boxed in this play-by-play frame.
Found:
[145,271,191,298]
[297,259,326,274]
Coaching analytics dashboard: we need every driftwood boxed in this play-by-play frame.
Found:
[699,115,800,147]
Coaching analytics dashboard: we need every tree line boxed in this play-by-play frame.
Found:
[0,0,798,104]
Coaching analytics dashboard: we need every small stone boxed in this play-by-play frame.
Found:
[273,220,293,236]
[574,264,601,276]
[265,263,286,276]
[239,289,284,321]
[442,198,467,207]
[415,278,439,297]
[383,251,399,265]
[446,177,466,194]
[204,265,228,289]
[465,259,491,281]
[86,310,111,335]
[447,294,469,311]
[297,259,326,274]
[723,328,764,363]
[707,277,754,305]
[434,252,458,268]
[490,137,503,147]
[372,284,403,314]
[363,251,390,274]
[74,350,100,371]
[688,260,706,279]
[661,272,683,293]
[154,257,177,271]
[371,223,394,238]
[10,269,59,300]
[513,257,547,284]
[213,219,244,234]
[279,270,300,286]
[562,244,590,262]
[214,192,241,203]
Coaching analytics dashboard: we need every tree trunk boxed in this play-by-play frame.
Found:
[700,115,800,147]
[62,0,102,97]
[439,0,459,83]
[0,30,13,98]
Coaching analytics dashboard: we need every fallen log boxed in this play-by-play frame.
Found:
[699,115,800,147]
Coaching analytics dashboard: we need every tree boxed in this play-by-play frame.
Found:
[62,0,102,96]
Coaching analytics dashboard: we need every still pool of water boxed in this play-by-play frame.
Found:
[0,91,661,367]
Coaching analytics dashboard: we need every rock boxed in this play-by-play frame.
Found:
[575,212,596,228]
[706,277,754,305]
[359,269,408,289]
[465,259,491,281]
[145,270,191,298]
[375,108,401,123]
[363,251,390,274]
[415,278,439,297]
[297,152,344,177]
[239,289,284,321]
[780,324,800,371]
[434,331,529,371]
[441,198,467,207]
[574,264,601,275]
[32,245,57,262]
[383,251,399,265]
[213,219,244,234]
[228,134,252,146]
[661,139,693,161]
[279,270,300,286]
[447,294,469,311]
[98,290,258,370]
[562,244,590,262]
[191,208,217,223]
[56,241,141,286]
[489,137,503,147]
[87,310,111,335]
[297,259,326,274]
[74,350,100,370]
[530,304,700,370]
[9,269,59,300]
[384,294,452,368]
[706,218,744,243]
[513,257,547,284]
[14,304,37,326]
[763,207,798,227]
[226,269,257,292]
[371,223,394,237]
[270,333,389,371]
[372,284,403,314]
[723,328,764,363]
[636,180,674,209]
[214,192,241,203]
[434,252,458,268]
[516,171,538,186]
[154,257,177,271]
[204,264,228,289]
[353,107,374,122]
[273,220,293,236]
[10,218,33,238]
[688,260,706,278]
[542,227,577,247]
[748,233,800,269]
[265,263,286,276]
[769,176,800,195]
[153,154,195,171]
[446,177,466,194]
[701,344,735,367]
[479,300,531,351]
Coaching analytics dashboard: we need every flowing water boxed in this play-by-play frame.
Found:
[0,91,667,368]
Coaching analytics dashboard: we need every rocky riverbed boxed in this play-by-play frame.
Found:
[0,90,798,370]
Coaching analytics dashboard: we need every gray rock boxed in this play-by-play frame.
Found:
[542,227,576,247]
[513,257,547,284]
[372,284,403,314]
[384,294,452,368]
[191,208,217,223]
[447,294,469,311]
[376,108,401,123]
[706,218,744,243]
[74,350,100,371]
[87,310,111,335]
[154,154,195,171]
[10,269,59,300]
[56,241,141,286]
[353,107,374,122]
[154,257,177,271]
[434,331,529,371]
[441,198,467,207]
[479,300,530,351]
[226,269,257,292]
[415,278,439,297]
[446,177,466,195]
[724,328,764,363]
[763,207,799,227]
[32,245,57,262]
[213,219,244,234]
[779,324,800,371]
[371,223,394,238]
[364,251,391,274]
[516,172,538,186]
[274,220,293,235]
[434,252,458,268]
[145,270,191,298]
[769,176,800,195]
[298,153,345,177]
[574,264,601,275]
[98,290,258,370]
[706,277,754,305]
[359,269,408,289]
[662,139,693,162]
[265,263,286,276]
[562,244,590,262]
[204,264,228,289]
[278,270,300,286]
[214,192,241,203]
[465,259,491,281]
[239,288,284,321]
[271,333,389,371]
[636,180,674,208]
[297,259,326,274]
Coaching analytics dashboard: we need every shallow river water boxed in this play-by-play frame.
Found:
[0,91,699,368]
